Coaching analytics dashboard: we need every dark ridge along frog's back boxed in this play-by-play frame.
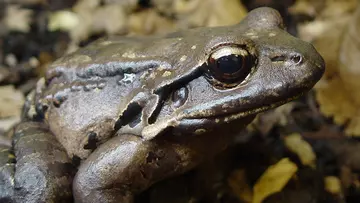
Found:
[0,7,324,203]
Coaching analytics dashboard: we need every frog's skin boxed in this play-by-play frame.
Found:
[0,7,324,203]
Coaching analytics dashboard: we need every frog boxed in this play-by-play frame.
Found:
[0,7,324,203]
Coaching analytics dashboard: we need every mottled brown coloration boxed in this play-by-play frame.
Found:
[0,7,324,203]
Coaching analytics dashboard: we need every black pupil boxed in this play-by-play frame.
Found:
[206,47,255,86]
[216,54,243,75]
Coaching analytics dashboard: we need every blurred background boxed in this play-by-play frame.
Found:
[1,0,360,202]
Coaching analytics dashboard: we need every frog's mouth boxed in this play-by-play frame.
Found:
[141,93,302,140]
[183,93,301,122]
[180,93,301,133]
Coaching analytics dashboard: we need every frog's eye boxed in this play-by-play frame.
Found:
[206,46,255,86]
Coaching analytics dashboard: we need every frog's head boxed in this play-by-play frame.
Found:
[140,7,325,139]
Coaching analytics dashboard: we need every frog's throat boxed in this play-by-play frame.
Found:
[141,93,303,140]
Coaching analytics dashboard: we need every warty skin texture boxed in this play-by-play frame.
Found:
[0,7,324,203]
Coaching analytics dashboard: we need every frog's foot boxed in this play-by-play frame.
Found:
[73,132,234,203]
[0,122,73,203]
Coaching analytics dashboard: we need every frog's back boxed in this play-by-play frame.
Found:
[38,30,206,158]
[39,36,173,158]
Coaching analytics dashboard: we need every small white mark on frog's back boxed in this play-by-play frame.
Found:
[118,73,136,85]
[191,45,197,50]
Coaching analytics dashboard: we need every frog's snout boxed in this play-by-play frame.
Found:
[311,45,325,71]
[301,43,325,82]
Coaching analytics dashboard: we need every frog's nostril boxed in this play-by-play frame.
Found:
[290,54,302,65]
[271,55,286,62]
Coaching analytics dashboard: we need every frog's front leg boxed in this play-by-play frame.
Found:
[73,132,234,203]
[0,122,73,203]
